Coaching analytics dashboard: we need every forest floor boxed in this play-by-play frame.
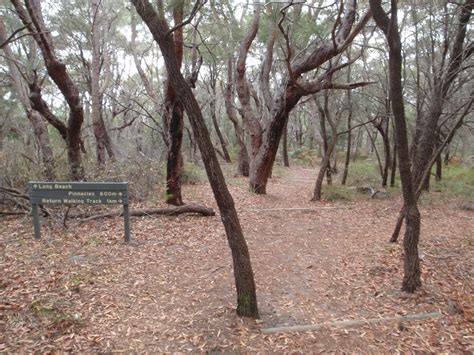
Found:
[1,165,473,353]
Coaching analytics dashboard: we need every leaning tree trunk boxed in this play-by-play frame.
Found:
[370,0,421,292]
[132,0,259,318]
[374,115,391,187]
[210,94,231,163]
[390,0,473,243]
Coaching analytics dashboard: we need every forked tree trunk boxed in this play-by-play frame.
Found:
[248,3,371,194]
[13,0,85,180]
[132,0,258,318]
[370,0,421,292]
[374,115,391,187]
[312,89,339,201]
[235,1,262,160]
[0,16,55,180]
[312,133,337,201]
[225,57,250,176]
[90,0,114,165]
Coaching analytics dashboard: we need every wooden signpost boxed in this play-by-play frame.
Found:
[28,182,130,242]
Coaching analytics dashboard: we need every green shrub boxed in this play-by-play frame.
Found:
[289,147,319,166]
[181,161,205,185]
[344,159,382,186]
[322,185,362,202]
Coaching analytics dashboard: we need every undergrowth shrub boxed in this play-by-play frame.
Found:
[322,185,362,202]
[181,161,205,185]
[86,158,164,202]
[344,159,382,187]
[289,147,319,166]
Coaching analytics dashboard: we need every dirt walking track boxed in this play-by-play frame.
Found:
[1,166,473,352]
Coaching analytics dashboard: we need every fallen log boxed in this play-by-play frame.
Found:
[0,211,29,216]
[244,207,348,212]
[71,203,215,222]
[262,311,442,334]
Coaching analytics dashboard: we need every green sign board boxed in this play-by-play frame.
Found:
[28,182,130,242]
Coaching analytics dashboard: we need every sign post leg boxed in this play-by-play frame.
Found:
[32,203,41,240]
[123,204,130,243]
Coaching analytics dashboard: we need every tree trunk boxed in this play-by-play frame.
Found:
[341,70,353,186]
[225,57,250,176]
[352,128,362,162]
[312,134,337,201]
[246,2,370,194]
[29,110,55,180]
[370,0,421,292]
[164,4,185,206]
[13,0,85,180]
[132,0,259,318]
[365,125,384,179]
[312,86,340,201]
[390,139,397,187]
[90,0,114,165]
[210,95,231,163]
[444,144,450,165]
[390,0,473,243]
[248,90,300,193]
[374,115,391,187]
[282,121,289,167]
[435,152,442,181]
[0,16,55,180]
[318,98,333,185]
[235,1,262,160]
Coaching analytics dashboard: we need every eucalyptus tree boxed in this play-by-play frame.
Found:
[11,0,86,180]
[390,0,473,242]
[89,0,116,164]
[0,15,55,180]
[131,0,259,318]
[369,0,422,292]
[209,0,251,176]
[232,0,373,194]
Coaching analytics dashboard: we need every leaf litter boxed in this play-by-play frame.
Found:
[0,166,472,352]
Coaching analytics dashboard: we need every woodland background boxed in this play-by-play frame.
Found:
[0,0,473,352]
